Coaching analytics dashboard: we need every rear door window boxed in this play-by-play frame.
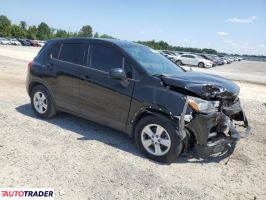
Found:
[59,43,85,65]
[90,44,123,72]
[51,43,61,59]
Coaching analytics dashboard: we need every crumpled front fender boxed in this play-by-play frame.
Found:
[179,97,251,158]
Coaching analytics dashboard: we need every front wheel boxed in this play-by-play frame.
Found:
[134,116,183,163]
[198,62,205,68]
[176,60,182,66]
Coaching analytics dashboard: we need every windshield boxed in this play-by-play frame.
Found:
[124,45,184,75]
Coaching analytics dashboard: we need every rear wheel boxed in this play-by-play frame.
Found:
[176,60,182,66]
[30,85,57,118]
[134,115,183,163]
[198,62,205,68]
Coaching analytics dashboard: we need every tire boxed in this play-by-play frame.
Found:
[30,85,57,119]
[198,62,205,68]
[176,60,182,66]
[134,115,183,163]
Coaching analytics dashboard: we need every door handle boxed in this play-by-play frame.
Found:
[46,63,54,69]
[83,75,92,82]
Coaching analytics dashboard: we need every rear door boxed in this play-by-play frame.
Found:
[79,42,135,131]
[49,42,86,113]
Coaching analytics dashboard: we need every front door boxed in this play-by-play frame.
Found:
[79,43,135,131]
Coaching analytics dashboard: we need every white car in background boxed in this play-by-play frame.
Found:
[37,40,46,47]
[175,54,213,68]
[0,38,11,45]
[157,50,177,62]
[10,39,21,45]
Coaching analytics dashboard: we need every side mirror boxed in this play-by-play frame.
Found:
[108,68,127,81]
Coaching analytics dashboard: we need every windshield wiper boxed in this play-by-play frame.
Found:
[152,74,168,77]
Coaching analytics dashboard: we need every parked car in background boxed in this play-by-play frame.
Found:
[198,54,217,66]
[18,39,31,46]
[210,55,226,65]
[218,55,232,64]
[26,40,39,47]
[157,50,177,62]
[175,54,213,68]
[0,37,11,45]
[9,38,21,45]
[37,40,46,47]
[163,50,183,58]
[161,50,179,56]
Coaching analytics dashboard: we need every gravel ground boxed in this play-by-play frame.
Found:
[0,46,266,200]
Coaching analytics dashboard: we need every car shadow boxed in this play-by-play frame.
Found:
[16,103,234,165]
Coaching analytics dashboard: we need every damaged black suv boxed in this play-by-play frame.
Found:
[26,38,251,163]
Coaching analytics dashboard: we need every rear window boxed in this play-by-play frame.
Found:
[37,42,49,57]
[58,43,85,65]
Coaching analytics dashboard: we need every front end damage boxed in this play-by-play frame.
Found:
[178,97,251,158]
[160,72,251,158]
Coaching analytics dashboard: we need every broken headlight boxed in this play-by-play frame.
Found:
[187,96,219,114]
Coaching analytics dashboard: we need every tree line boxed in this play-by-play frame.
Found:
[0,15,113,40]
[137,40,218,54]
[0,15,219,54]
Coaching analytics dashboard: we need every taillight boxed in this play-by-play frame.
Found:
[28,61,33,70]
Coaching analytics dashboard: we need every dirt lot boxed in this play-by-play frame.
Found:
[0,46,266,200]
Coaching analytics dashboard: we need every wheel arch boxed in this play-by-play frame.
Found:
[176,59,182,64]
[28,79,57,108]
[29,79,53,96]
[130,108,179,138]
[198,61,205,67]
[29,81,42,95]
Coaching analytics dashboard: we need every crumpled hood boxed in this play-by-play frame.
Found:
[161,71,240,99]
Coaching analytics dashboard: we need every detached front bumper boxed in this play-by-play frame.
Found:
[179,98,251,158]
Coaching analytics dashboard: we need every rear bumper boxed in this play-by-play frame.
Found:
[179,98,251,158]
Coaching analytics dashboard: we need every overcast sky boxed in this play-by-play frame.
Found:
[1,0,266,55]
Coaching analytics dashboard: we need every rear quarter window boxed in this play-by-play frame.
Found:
[51,43,61,59]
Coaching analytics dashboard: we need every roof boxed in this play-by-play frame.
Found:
[48,37,143,48]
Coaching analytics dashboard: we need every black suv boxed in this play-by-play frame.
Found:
[26,38,250,163]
